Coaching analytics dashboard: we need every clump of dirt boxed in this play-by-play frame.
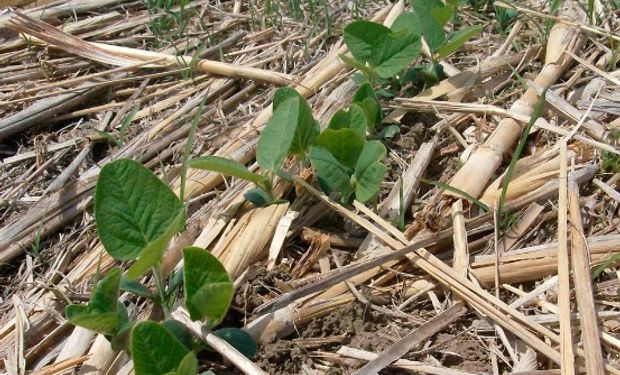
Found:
[303,303,388,341]
[256,340,309,374]
[253,303,399,374]
[431,332,492,373]
[234,265,293,312]
[396,112,436,151]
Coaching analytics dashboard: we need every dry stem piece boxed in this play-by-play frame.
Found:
[447,6,585,198]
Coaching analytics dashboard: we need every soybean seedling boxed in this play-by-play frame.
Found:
[66,159,256,375]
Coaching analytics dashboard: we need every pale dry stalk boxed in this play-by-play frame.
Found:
[567,179,605,374]
[447,6,585,198]
[557,141,576,375]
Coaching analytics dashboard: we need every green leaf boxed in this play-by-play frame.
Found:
[243,188,272,207]
[162,320,194,351]
[391,12,421,36]
[66,307,119,335]
[435,25,483,59]
[379,125,400,139]
[166,268,184,298]
[109,313,134,353]
[354,141,387,203]
[353,82,376,103]
[328,110,349,130]
[327,104,367,138]
[343,21,391,62]
[272,87,319,156]
[291,118,320,156]
[127,209,185,280]
[183,247,233,325]
[285,89,319,156]
[177,352,198,375]
[353,83,382,126]
[309,146,353,201]
[314,129,365,169]
[430,5,454,26]
[65,268,122,335]
[339,54,377,80]
[95,159,185,264]
[189,156,270,190]
[412,0,446,51]
[257,94,298,171]
[371,31,421,79]
[215,328,258,359]
[120,277,154,300]
[132,321,190,375]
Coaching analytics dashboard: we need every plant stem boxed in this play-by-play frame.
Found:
[152,264,171,319]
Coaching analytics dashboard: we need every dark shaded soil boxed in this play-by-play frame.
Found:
[432,332,492,373]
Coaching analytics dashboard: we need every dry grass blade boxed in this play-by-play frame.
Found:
[567,178,605,374]
[557,141,576,375]
[7,12,296,86]
[337,347,477,375]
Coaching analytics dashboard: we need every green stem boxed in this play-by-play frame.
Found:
[152,265,170,319]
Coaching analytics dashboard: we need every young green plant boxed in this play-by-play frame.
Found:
[342,0,483,89]
[65,159,256,375]
[190,83,388,207]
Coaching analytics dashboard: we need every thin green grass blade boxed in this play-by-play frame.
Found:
[422,179,490,212]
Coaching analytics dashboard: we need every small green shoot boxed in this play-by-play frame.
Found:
[180,97,206,202]
[496,89,547,223]
[592,253,620,279]
[342,0,482,91]
[601,129,620,173]
[95,106,138,147]
[30,221,43,257]
[422,179,490,212]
